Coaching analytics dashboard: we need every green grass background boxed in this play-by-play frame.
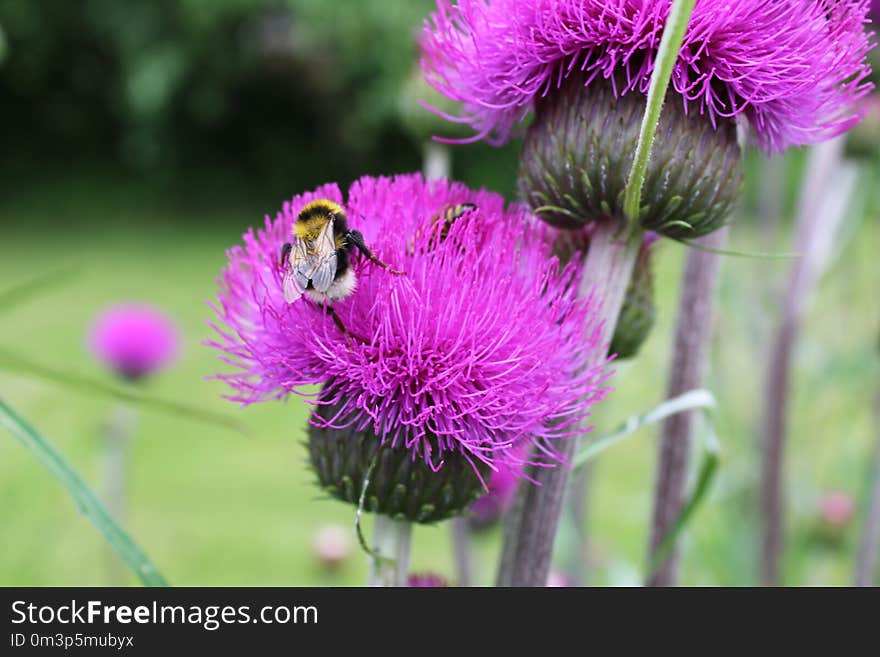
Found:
[0,161,877,586]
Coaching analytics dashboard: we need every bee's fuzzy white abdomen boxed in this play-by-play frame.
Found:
[305,268,357,304]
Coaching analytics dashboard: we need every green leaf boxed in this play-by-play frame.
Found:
[623,0,698,225]
[646,428,720,581]
[573,389,716,469]
[0,397,168,586]
[571,389,721,584]
[673,237,799,260]
[0,347,248,435]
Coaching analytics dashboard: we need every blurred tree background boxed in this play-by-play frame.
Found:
[0,0,519,210]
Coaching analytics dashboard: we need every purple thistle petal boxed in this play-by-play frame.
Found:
[422,0,875,152]
[209,174,610,479]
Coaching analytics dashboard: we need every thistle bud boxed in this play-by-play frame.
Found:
[519,74,742,237]
[609,234,658,360]
[308,396,488,524]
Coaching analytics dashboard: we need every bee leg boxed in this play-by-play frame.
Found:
[279,242,292,269]
[323,304,366,345]
[346,230,406,275]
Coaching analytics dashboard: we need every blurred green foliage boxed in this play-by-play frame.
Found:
[0,0,471,194]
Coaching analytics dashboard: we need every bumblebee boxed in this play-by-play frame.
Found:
[411,202,477,253]
[280,199,404,337]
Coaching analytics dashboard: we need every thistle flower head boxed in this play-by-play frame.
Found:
[209,174,609,520]
[89,304,180,381]
[422,0,874,152]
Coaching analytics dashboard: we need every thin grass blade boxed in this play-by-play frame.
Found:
[0,266,80,313]
[0,347,248,435]
[0,397,168,586]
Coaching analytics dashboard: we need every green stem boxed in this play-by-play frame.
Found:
[623,0,698,224]
[423,142,451,182]
[0,397,167,586]
[451,516,473,586]
[103,403,138,584]
[647,229,727,586]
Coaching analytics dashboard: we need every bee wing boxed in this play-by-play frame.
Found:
[288,218,338,295]
[282,258,306,304]
[302,218,338,293]
[280,239,309,303]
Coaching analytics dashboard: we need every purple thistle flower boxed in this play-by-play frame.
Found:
[407,572,449,587]
[209,173,609,483]
[422,0,875,152]
[469,463,520,527]
[89,304,180,381]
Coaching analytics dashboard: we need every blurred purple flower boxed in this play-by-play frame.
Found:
[422,0,874,152]
[408,573,449,587]
[209,173,609,480]
[89,304,180,381]
[469,464,520,527]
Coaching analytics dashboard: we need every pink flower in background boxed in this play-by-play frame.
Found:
[422,0,874,152]
[546,569,574,587]
[407,573,449,587]
[818,492,856,529]
[311,525,353,570]
[470,464,520,527]
[89,304,180,381]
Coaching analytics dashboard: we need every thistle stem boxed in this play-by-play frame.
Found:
[423,142,451,182]
[855,389,880,586]
[566,460,593,585]
[646,228,727,586]
[759,137,851,586]
[368,515,412,587]
[497,221,641,587]
[451,516,473,586]
[103,403,137,585]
